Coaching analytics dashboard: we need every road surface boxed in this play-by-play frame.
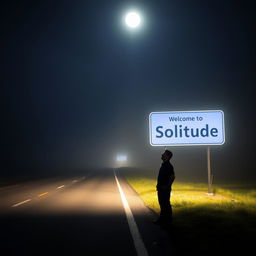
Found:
[0,169,175,255]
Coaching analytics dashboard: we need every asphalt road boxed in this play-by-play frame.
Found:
[0,170,175,256]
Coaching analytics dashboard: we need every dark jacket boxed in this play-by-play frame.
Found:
[156,161,175,191]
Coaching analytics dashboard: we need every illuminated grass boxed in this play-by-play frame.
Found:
[125,176,256,255]
[126,177,256,211]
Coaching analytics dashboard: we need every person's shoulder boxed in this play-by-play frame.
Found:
[163,161,172,167]
[167,161,172,166]
[168,162,174,169]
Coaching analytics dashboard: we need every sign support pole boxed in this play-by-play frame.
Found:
[207,146,213,194]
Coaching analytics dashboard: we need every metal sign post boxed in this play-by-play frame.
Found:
[207,146,213,195]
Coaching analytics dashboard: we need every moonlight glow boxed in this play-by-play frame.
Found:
[125,12,141,28]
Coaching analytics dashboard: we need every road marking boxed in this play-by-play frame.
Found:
[38,192,49,197]
[72,180,78,183]
[12,199,31,207]
[57,185,65,189]
[114,170,148,256]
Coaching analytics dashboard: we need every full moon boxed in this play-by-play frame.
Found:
[125,12,141,28]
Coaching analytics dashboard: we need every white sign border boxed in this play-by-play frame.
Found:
[149,110,225,146]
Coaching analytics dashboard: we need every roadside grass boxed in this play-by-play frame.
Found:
[125,175,256,255]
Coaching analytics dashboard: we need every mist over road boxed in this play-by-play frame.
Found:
[0,170,173,256]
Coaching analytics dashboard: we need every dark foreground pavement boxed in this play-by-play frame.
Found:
[0,170,176,256]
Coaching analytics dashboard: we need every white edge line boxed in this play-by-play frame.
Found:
[12,199,31,208]
[114,170,148,256]
[57,185,65,189]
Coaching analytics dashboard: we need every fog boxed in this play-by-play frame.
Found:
[1,0,255,183]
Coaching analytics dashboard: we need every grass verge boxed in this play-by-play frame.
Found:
[125,175,256,256]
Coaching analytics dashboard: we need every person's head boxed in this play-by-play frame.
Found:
[161,150,173,162]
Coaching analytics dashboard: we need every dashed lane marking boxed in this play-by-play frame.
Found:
[38,192,49,197]
[10,176,85,208]
[12,199,31,207]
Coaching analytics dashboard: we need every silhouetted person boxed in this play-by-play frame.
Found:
[154,150,175,226]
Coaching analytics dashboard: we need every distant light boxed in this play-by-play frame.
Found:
[116,155,127,162]
[125,12,141,28]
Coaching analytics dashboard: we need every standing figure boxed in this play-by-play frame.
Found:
[155,150,175,225]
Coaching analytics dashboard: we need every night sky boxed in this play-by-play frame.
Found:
[1,0,255,182]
